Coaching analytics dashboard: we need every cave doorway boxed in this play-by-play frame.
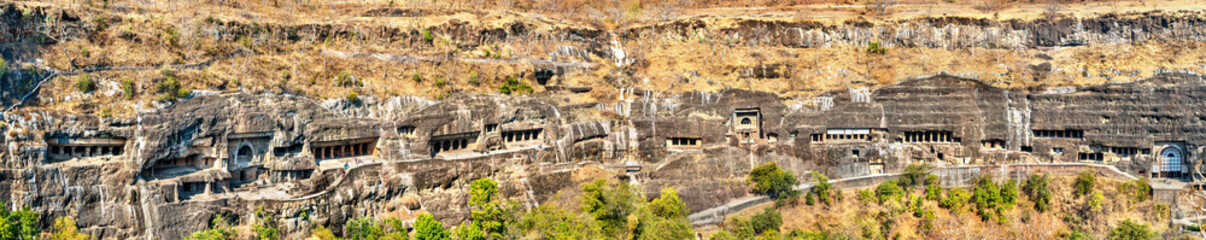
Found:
[1159,147,1184,178]
[237,145,253,165]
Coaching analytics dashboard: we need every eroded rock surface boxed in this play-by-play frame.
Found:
[2,73,1206,238]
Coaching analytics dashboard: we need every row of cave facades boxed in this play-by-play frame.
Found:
[22,73,1206,211]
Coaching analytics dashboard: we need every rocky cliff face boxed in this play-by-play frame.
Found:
[2,72,1205,239]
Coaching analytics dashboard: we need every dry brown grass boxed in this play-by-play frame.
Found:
[12,0,1206,119]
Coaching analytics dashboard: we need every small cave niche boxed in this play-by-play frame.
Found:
[667,137,702,148]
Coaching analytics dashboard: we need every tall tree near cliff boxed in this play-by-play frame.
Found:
[50,217,94,240]
[649,187,688,219]
[460,178,509,239]
[747,162,800,200]
[415,213,450,240]
[580,178,638,237]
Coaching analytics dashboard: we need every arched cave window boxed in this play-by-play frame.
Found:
[741,118,752,125]
[237,145,253,164]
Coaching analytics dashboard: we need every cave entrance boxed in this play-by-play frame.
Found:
[237,145,253,164]
[1158,147,1184,178]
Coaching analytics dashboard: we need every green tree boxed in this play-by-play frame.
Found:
[0,201,13,240]
[1106,219,1156,240]
[183,214,237,240]
[466,178,507,239]
[51,216,94,240]
[649,187,688,219]
[11,206,39,240]
[809,172,833,205]
[709,230,737,240]
[580,179,637,235]
[970,177,1002,222]
[629,209,694,240]
[346,217,384,240]
[874,180,904,204]
[381,218,408,240]
[455,221,485,240]
[253,207,280,240]
[517,204,602,239]
[1000,179,1019,208]
[0,58,7,77]
[1074,171,1096,198]
[1024,173,1053,212]
[630,186,695,240]
[725,208,782,239]
[747,162,800,200]
[898,164,932,187]
[312,225,338,240]
[414,213,450,240]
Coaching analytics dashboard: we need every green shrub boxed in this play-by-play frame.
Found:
[468,70,480,86]
[1074,171,1096,198]
[176,88,191,99]
[183,214,236,240]
[415,213,450,240]
[280,69,291,82]
[924,174,942,201]
[0,57,7,77]
[857,189,875,204]
[121,78,135,99]
[434,76,446,89]
[423,30,434,43]
[810,172,833,205]
[1107,219,1156,240]
[346,91,360,103]
[866,41,886,55]
[154,70,184,102]
[970,177,1002,221]
[750,207,782,234]
[898,164,932,188]
[412,74,422,83]
[75,74,93,93]
[580,179,638,235]
[747,162,800,200]
[497,76,533,95]
[1001,180,1018,207]
[1088,190,1104,212]
[709,230,737,240]
[1118,178,1152,202]
[727,207,783,238]
[874,180,905,204]
[1024,173,1053,212]
[941,188,971,212]
[335,71,359,87]
[51,216,94,240]
[1065,229,1091,240]
[164,26,180,46]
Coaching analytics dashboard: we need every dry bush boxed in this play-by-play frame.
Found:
[1043,0,1064,19]
[867,0,897,16]
[973,0,1007,13]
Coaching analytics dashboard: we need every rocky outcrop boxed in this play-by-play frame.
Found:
[2,72,1206,239]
